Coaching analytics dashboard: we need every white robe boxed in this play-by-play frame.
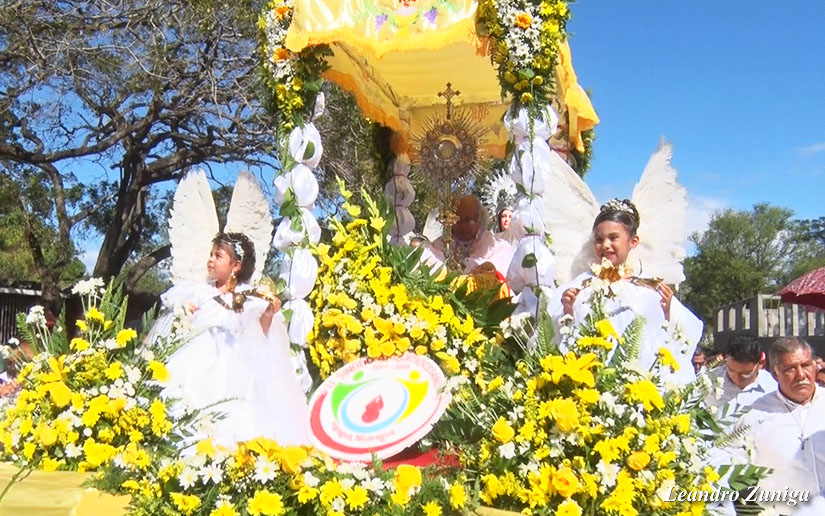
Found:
[430,229,515,276]
[155,282,311,448]
[736,388,825,515]
[549,272,702,385]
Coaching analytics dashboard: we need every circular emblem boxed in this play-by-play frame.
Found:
[308,354,451,462]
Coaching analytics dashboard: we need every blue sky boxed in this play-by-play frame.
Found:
[566,1,825,236]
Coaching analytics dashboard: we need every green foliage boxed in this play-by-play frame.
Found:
[682,203,818,325]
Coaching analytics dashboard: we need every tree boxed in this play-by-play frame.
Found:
[0,0,280,307]
[681,203,815,326]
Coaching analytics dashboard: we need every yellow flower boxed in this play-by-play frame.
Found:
[541,352,600,387]
[247,490,285,516]
[627,451,651,471]
[657,347,680,372]
[70,337,90,351]
[115,328,137,347]
[514,12,532,29]
[121,480,140,491]
[552,467,579,498]
[546,398,579,432]
[394,464,422,495]
[104,361,123,380]
[41,381,72,408]
[595,319,620,340]
[23,442,36,460]
[574,388,600,405]
[343,202,361,217]
[320,479,345,506]
[346,486,369,510]
[436,352,460,374]
[297,485,318,503]
[279,446,308,474]
[370,216,386,232]
[171,492,202,515]
[449,482,467,509]
[210,500,238,516]
[196,438,216,458]
[487,376,504,392]
[422,501,442,516]
[491,417,515,443]
[148,360,169,382]
[556,499,583,516]
[75,319,88,332]
[272,47,290,62]
[626,379,665,412]
[520,92,534,103]
[85,306,105,323]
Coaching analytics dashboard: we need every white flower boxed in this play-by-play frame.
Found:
[103,339,119,350]
[331,498,345,513]
[254,456,279,483]
[499,442,516,459]
[179,466,198,489]
[597,461,619,488]
[99,385,109,394]
[71,278,105,296]
[200,463,223,484]
[83,428,93,437]
[340,478,355,490]
[304,471,320,488]
[362,477,385,494]
[7,337,20,347]
[65,443,82,458]
[26,305,46,326]
[139,348,155,362]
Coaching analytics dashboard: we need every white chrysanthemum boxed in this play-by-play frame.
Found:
[499,442,516,459]
[254,455,279,483]
[361,477,385,494]
[200,463,223,484]
[597,460,620,488]
[303,471,320,488]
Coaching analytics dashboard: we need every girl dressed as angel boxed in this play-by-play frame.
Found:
[155,171,310,448]
[551,198,703,385]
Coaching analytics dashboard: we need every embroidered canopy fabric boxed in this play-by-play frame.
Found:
[284,0,597,156]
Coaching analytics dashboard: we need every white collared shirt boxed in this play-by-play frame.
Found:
[737,387,825,514]
[705,365,777,412]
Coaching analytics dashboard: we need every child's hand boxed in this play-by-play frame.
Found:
[658,283,673,320]
[265,297,282,315]
[561,288,580,316]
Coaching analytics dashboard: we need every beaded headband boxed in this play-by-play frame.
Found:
[231,241,245,260]
[599,198,637,220]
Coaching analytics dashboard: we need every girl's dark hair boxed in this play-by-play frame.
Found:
[212,232,256,283]
[592,198,640,237]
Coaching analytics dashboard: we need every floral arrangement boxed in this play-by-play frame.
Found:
[0,279,183,477]
[477,0,572,107]
[307,181,513,379]
[441,293,765,516]
[259,0,331,132]
[107,435,474,516]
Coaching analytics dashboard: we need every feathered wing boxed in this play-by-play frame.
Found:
[169,170,220,284]
[225,171,274,283]
[630,140,688,285]
[543,151,600,283]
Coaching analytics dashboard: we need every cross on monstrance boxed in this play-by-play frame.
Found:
[437,82,461,120]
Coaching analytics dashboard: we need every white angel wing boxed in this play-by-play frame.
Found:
[224,171,274,283]
[542,151,600,283]
[169,170,219,284]
[630,140,688,285]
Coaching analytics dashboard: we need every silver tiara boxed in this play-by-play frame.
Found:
[232,241,244,260]
[600,198,636,218]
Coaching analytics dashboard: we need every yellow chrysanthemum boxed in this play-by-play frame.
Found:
[171,492,201,515]
[247,490,285,516]
[492,417,515,443]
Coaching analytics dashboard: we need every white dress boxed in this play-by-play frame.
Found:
[550,272,703,385]
[156,281,311,448]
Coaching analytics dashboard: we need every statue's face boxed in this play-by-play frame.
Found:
[499,209,513,231]
[454,197,480,242]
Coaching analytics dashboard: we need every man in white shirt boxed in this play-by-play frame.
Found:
[705,334,777,413]
[736,337,825,515]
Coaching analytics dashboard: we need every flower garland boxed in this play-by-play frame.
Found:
[0,280,182,477]
[307,180,511,380]
[477,0,572,107]
[259,0,331,132]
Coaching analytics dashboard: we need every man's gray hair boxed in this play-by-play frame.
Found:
[768,337,813,369]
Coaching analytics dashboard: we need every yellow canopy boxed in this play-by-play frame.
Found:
[284,0,597,157]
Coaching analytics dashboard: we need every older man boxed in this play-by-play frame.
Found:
[735,337,825,515]
[705,335,776,412]
[430,195,514,275]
